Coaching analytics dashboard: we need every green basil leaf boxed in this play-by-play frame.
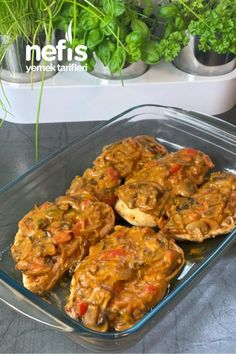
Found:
[86,29,104,49]
[141,40,160,64]
[128,48,142,62]
[60,6,68,18]
[107,42,116,52]
[76,26,85,38]
[80,12,100,30]
[143,0,153,17]
[103,0,125,17]
[118,25,127,41]
[71,38,84,48]
[58,19,69,33]
[100,15,118,35]
[113,0,125,17]
[109,47,126,74]
[175,17,185,30]
[164,23,175,38]
[97,41,115,66]
[131,19,149,38]
[86,56,96,72]
[103,0,114,15]
[126,31,144,46]
[66,5,78,18]
[159,5,178,18]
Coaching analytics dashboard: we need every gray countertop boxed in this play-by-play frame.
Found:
[0,110,235,354]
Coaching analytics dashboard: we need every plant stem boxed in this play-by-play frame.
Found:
[2,0,31,42]
[73,0,76,47]
[35,19,52,163]
[177,0,211,29]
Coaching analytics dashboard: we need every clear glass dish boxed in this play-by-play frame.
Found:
[0,105,236,352]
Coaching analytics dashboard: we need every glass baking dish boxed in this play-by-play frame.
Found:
[0,104,236,352]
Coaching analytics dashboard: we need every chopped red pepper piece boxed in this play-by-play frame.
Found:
[146,284,157,293]
[76,301,88,317]
[186,148,197,156]
[107,167,119,179]
[72,220,86,236]
[170,163,182,174]
[100,248,125,260]
[52,231,72,244]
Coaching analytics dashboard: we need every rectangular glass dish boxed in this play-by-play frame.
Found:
[0,104,236,352]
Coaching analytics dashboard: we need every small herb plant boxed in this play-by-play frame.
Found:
[0,0,65,161]
[189,0,236,54]
[0,0,64,59]
[55,0,163,73]
[157,0,236,56]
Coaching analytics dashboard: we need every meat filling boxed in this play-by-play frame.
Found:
[163,171,236,242]
[65,226,184,332]
[67,136,168,207]
[11,193,115,294]
[116,148,214,226]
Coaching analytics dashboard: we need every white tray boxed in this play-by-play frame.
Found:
[1,62,235,123]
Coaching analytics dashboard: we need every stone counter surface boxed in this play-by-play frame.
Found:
[0,109,235,354]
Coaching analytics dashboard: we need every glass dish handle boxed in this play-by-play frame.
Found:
[0,279,73,332]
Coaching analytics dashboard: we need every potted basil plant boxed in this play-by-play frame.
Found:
[55,0,161,80]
